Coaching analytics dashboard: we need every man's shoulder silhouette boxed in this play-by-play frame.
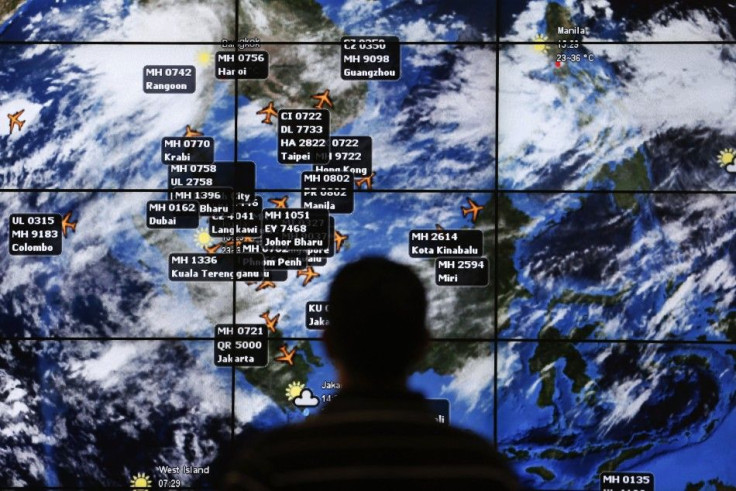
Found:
[222,258,520,490]
[223,387,518,491]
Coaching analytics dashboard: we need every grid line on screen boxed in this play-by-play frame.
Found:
[3,2,736,488]
[493,0,501,451]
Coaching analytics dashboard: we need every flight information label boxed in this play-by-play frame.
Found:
[263,251,307,270]
[435,258,489,286]
[409,229,483,258]
[600,472,654,491]
[146,201,199,229]
[207,239,306,271]
[143,65,196,93]
[262,269,288,282]
[209,194,262,238]
[168,253,264,281]
[306,301,329,330]
[262,209,330,251]
[313,136,372,177]
[278,109,330,164]
[161,137,214,164]
[215,51,269,79]
[341,36,401,81]
[301,172,354,213]
[9,214,62,256]
[209,239,259,255]
[168,162,255,194]
[214,324,268,367]
[305,216,335,265]
[168,188,232,216]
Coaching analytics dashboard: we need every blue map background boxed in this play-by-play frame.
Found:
[0,0,735,489]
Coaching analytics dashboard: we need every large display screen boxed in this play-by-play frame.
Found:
[1,1,735,489]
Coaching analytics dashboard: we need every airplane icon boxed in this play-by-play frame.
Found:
[355,172,375,190]
[311,89,333,109]
[461,197,484,223]
[7,109,25,135]
[204,241,223,254]
[60,211,77,238]
[435,224,444,230]
[256,280,276,291]
[225,238,247,248]
[183,125,203,137]
[275,344,297,366]
[257,101,278,124]
[296,265,320,286]
[204,238,250,254]
[268,196,289,208]
[260,311,281,332]
[334,230,348,253]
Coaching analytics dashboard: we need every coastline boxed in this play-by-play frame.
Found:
[0,0,26,27]
[638,407,736,488]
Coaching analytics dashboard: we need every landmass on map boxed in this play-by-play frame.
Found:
[0,0,24,23]
[237,0,367,129]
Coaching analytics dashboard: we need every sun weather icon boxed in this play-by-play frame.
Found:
[130,472,152,489]
[196,48,213,66]
[286,381,306,401]
[717,148,736,173]
[532,34,548,52]
[193,227,213,248]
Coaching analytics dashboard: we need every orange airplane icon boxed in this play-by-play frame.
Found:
[204,241,223,254]
[334,230,348,253]
[311,89,333,109]
[355,172,375,190]
[183,125,203,137]
[257,101,278,124]
[7,109,25,134]
[461,198,484,223]
[296,265,320,286]
[204,237,253,254]
[259,311,281,333]
[268,196,289,208]
[275,344,297,366]
[60,211,77,238]
[226,238,248,247]
[256,280,276,291]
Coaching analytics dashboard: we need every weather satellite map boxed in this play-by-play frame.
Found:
[1,0,736,489]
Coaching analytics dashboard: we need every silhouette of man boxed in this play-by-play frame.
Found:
[222,257,519,490]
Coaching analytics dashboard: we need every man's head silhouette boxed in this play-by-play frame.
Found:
[325,257,429,387]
